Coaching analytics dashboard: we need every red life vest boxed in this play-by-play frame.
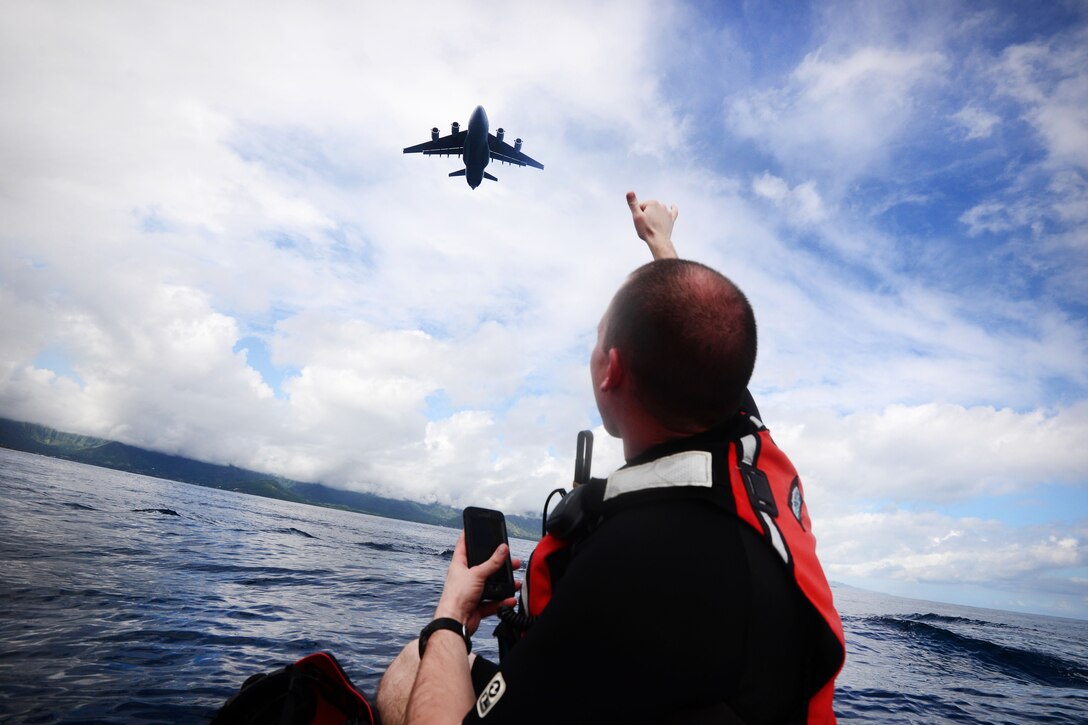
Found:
[212,651,377,725]
[510,416,846,723]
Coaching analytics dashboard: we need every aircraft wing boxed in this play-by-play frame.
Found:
[403,131,468,156]
[487,134,544,170]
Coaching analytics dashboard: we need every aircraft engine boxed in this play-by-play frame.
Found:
[496,128,505,143]
[515,138,523,152]
[452,122,460,134]
[431,127,440,141]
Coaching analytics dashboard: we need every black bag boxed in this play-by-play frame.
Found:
[212,651,379,725]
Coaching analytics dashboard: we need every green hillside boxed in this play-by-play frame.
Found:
[0,417,541,538]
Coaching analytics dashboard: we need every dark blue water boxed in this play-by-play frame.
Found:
[2,448,1086,723]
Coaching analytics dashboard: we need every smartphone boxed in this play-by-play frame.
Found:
[463,506,516,601]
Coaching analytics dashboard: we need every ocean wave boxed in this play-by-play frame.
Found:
[181,562,336,578]
[95,628,270,648]
[836,686,975,720]
[356,541,410,554]
[237,575,323,587]
[872,616,1088,689]
[910,612,1012,629]
[4,585,120,604]
[223,605,291,622]
[355,541,452,557]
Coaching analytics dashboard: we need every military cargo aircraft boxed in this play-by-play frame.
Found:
[403,106,544,189]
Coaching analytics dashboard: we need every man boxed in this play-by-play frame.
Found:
[377,192,845,724]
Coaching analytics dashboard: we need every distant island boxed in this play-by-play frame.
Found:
[0,417,542,539]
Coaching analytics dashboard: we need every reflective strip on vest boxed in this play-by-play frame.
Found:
[603,451,713,501]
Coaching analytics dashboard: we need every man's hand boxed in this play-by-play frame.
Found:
[627,191,679,260]
[434,531,520,636]
[403,533,521,725]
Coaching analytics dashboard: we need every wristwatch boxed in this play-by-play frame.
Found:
[418,617,471,658]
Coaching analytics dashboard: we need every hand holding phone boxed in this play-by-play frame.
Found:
[463,506,516,601]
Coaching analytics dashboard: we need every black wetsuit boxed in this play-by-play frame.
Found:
[463,424,829,724]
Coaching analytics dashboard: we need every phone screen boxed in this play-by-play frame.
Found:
[463,506,515,601]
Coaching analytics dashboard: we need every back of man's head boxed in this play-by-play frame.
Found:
[605,259,757,431]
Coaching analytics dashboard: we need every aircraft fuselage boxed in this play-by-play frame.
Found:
[463,106,490,189]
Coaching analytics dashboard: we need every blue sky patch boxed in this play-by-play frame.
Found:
[33,348,85,388]
[233,336,298,399]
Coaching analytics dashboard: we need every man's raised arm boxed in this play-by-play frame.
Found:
[626,190,679,260]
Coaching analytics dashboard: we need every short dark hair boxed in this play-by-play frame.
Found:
[604,259,757,430]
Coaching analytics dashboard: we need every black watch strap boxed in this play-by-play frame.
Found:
[418,617,471,658]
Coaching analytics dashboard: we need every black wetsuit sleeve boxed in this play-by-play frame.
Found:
[461,502,752,725]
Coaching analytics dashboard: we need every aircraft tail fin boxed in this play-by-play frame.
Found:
[448,169,467,177]
[484,172,498,182]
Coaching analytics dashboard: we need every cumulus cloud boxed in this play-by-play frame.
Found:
[821,509,1084,586]
[0,281,278,460]
[770,402,1088,505]
[813,487,1087,617]
[0,0,667,507]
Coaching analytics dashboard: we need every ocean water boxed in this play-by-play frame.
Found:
[1,447,1086,723]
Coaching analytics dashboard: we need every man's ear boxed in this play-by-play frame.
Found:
[600,347,625,391]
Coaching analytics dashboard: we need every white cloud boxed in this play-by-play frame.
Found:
[0,281,279,461]
[769,402,1088,506]
[821,509,1085,584]
[996,27,1088,171]
[951,105,1001,140]
[751,172,827,225]
[0,1,682,513]
[959,201,1014,236]
[727,47,947,183]
[954,24,1088,308]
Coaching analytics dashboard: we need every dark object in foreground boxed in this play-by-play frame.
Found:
[403,106,544,189]
[212,652,378,725]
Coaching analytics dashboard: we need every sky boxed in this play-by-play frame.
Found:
[1,0,1086,619]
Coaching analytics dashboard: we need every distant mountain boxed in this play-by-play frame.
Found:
[0,417,541,539]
